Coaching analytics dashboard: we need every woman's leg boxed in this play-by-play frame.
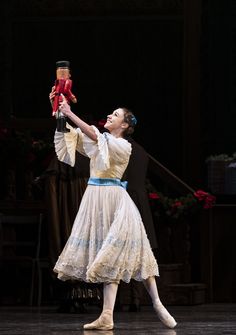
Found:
[83,282,118,330]
[143,276,177,329]
[103,282,119,311]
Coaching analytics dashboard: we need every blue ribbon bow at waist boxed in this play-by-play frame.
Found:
[88,177,128,189]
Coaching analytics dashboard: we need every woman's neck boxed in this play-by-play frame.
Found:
[110,129,124,138]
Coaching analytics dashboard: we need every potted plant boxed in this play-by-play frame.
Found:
[206,153,236,194]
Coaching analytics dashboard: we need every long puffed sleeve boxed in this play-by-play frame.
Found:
[54,124,131,174]
[54,123,84,167]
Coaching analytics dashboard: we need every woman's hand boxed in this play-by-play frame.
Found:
[59,94,72,116]
[57,94,97,141]
[49,86,56,107]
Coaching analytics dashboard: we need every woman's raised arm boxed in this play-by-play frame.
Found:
[59,94,98,141]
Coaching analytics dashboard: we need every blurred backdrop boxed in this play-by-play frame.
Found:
[0,0,235,307]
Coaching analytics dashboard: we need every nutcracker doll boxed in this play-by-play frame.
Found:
[52,60,77,132]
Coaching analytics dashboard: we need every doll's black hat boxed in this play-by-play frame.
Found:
[56,60,70,68]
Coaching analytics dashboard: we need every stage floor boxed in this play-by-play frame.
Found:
[0,303,236,334]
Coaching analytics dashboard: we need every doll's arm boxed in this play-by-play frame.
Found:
[64,79,77,104]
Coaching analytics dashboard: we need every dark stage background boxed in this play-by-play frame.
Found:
[11,18,183,176]
[0,0,236,305]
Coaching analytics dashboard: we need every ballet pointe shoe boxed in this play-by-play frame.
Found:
[83,309,114,330]
[153,301,177,329]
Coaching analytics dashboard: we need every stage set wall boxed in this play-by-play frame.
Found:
[0,0,236,304]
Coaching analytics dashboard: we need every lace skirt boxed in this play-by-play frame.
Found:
[53,185,159,283]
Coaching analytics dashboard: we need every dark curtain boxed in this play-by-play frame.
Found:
[43,152,90,266]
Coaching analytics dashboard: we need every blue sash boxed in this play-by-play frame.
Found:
[88,177,128,190]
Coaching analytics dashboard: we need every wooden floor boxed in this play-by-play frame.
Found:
[0,303,236,334]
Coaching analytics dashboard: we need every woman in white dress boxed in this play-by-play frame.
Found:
[50,91,177,330]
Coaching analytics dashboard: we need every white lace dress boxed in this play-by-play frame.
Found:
[53,123,159,283]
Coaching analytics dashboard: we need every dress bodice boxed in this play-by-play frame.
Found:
[54,124,132,180]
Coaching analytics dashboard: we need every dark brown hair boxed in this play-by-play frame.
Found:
[121,107,137,136]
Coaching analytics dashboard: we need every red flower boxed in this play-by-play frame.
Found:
[149,192,160,200]
[203,194,216,209]
[172,201,183,208]
[194,189,216,209]
[194,190,209,201]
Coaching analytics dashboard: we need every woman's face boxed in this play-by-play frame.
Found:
[104,108,127,131]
